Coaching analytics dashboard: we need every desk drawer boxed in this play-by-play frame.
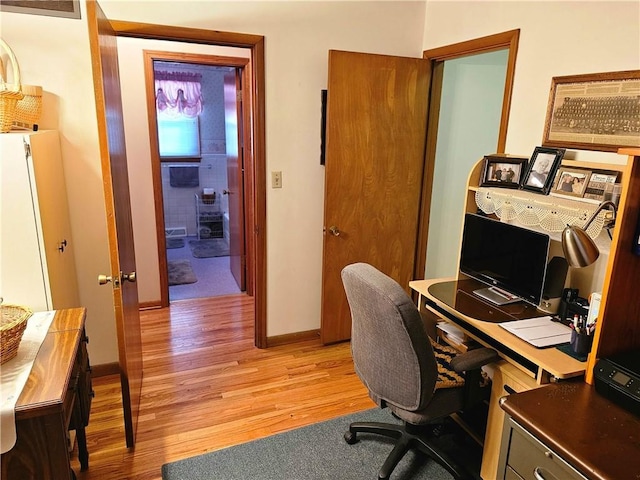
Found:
[505,419,587,480]
[505,466,523,480]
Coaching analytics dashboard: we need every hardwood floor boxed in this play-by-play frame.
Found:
[72,294,373,479]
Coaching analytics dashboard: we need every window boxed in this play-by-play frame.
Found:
[158,116,201,159]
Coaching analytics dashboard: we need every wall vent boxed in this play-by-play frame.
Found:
[165,226,187,238]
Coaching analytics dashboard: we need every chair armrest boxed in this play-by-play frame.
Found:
[450,347,499,373]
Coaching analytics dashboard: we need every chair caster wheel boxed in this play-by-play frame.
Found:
[344,430,358,444]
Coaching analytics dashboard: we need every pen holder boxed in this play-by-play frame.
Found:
[570,330,593,355]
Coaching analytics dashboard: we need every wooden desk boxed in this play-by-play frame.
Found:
[498,382,640,480]
[1,308,92,480]
[410,278,585,383]
[410,278,587,480]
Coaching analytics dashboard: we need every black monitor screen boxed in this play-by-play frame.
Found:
[460,213,550,306]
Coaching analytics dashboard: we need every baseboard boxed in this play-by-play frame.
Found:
[91,362,120,378]
[139,300,162,310]
[266,329,320,347]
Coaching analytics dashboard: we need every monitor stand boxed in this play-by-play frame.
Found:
[473,286,522,306]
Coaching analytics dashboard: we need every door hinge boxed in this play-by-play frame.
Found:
[23,140,31,159]
[236,90,242,102]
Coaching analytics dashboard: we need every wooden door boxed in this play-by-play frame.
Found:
[224,70,246,290]
[321,50,431,344]
[87,0,143,448]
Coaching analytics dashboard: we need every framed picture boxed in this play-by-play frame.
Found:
[550,167,592,198]
[0,1,81,19]
[583,170,620,204]
[521,147,565,194]
[480,155,528,189]
[542,70,640,153]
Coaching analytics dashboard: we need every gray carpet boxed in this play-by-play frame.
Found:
[189,239,230,258]
[161,408,481,480]
[167,259,197,286]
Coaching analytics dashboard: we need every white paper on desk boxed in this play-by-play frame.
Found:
[500,316,572,348]
[1,311,55,454]
[437,322,465,343]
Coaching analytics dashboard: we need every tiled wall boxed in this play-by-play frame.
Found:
[162,154,229,236]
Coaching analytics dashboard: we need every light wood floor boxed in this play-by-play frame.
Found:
[72,294,374,480]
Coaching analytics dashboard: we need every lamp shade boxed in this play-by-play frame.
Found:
[561,225,600,267]
[560,200,617,268]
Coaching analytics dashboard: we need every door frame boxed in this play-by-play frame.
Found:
[414,29,520,281]
[142,51,251,306]
[109,19,267,347]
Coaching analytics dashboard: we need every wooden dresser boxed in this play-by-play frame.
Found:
[498,382,640,479]
[1,308,93,480]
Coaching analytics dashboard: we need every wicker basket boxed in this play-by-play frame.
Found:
[0,304,33,365]
[14,84,42,128]
[0,38,23,133]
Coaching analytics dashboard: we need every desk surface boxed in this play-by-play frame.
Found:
[501,382,640,480]
[410,278,585,382]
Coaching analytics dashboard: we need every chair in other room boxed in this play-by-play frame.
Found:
[341,263,499,480]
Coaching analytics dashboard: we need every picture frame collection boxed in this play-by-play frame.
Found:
[480,147,621,203]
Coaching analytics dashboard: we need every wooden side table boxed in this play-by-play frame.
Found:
[1,308,92,479]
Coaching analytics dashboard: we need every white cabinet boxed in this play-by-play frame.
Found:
[0,130,79,311]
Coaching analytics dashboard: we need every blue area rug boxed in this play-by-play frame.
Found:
[162,408,481,479]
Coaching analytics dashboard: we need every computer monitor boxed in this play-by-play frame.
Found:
[459,213,550,307]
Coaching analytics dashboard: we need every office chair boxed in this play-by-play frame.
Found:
[341,263,499,480]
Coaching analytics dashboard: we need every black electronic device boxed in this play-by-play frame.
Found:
[460,213,550,307]
[557,288,589,326]
[594,349,640,416]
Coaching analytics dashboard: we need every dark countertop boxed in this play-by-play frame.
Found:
[500,382,640,480]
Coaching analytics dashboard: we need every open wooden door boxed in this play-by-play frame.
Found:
[224,70,246,290]
[320,50,431,345]
[87,0,143,448]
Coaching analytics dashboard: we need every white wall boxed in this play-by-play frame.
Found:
[423,1,639,163]
[0,1,426,365]
[101,1,427,337]
[1,1,637,364]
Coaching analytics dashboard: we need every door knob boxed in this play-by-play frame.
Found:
[121,272,137,283]
[223,189,230,195]
[328,226,341,237]
[98,274,121,287]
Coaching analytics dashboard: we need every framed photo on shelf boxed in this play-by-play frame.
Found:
[542,70,640,153]
[521,146,565,194]
[550,166,592,198]
[583,170,620,203]
[479,155,528,189]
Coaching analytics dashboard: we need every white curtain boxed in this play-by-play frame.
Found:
[155,71,203,119]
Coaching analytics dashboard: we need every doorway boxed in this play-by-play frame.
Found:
[145,56,247,302]
[110,20,267,347]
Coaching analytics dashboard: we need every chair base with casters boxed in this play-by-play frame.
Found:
[344,419,476,480]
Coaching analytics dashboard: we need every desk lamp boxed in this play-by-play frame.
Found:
[561,200,617,267]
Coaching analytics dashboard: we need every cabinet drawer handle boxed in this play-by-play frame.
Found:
[533,467,551,480]
[503,384,516,395]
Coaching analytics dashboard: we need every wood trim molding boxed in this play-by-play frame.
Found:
[415,30,520,283]
[107,20,267,348]
[423,29,519,153]
[266,329,321,347]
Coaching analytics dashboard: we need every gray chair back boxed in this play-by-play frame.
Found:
[341,263,439,412]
